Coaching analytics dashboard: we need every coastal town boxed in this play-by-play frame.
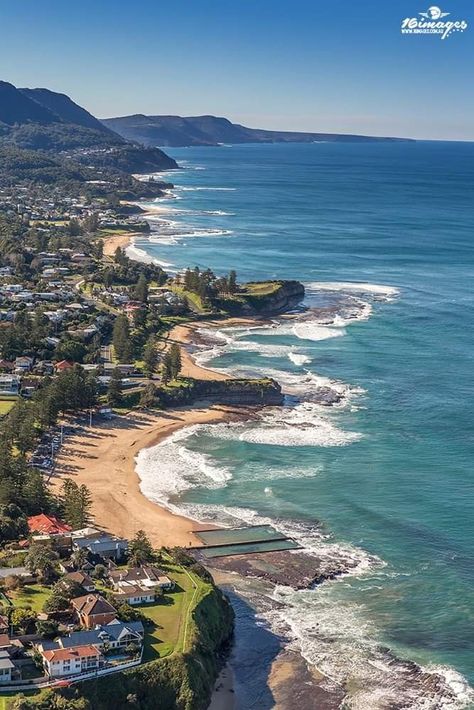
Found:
[0,143,306,709]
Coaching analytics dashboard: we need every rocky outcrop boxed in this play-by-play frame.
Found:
[157,377,283,408]
[215,280,305,317]
[243,280,305,315]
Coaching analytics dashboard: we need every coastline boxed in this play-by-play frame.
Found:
[53,403,253,548]
[101,230,139,258]
[52,316,269,548]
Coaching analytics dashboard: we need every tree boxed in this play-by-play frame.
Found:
[71,547,89,570]
[143,337,158,377]
[228,269,237,294]
[107,367,123,406]
[25,544,58,582]
[161,352,172,385]
[36,619,59,639]
[139,383,156,408]
[168,343,182,380]
[62,480,92,529]
[133,273,148,303]
[93,564,107,580]
[55,339,86,364]
[11,608,36,633]
[112,314,133,362]
[129,529,154,566]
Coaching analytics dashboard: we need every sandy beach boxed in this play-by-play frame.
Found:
[51,318,261,547]
[102,231,136,257]
[53,404,251,549]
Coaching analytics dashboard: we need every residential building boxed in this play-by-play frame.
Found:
[0,375,20,396]
[112,586,156,606]
[110,566,174,592]
[71,595,117,629]
[54,360,74,373]
[72,534,128,562]
[37,620,144,654]
[41,644,103,678]
[28,514,72,536]
[0,651,14,684]
[64,571,95,593]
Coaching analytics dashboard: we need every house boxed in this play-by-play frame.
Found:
[64,571,95,593]
[41,644,103,678]
[37,619,144,654]
[0,616,8,634]
[0,375,20,396]
[72,534,128,562]
[0,651,14,684]
[0,360,14,372]
[28,514,72,537]
[110,566,174,593]
[112,585,156,606]
[54,360,74,373]
[71,527,103,540]
[71,595,117,629]
[14,356,34,373]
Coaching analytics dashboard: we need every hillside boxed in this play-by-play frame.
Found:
[101,113,412,147]
[0,80,59,125]
[20,86,119,136]
[0,80,178,172]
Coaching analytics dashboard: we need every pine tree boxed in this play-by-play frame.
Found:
[129,529,154,566]
[143,337,158,377]
[113,314,133,362]
[228,270,237,294]
[168,343,182,380]
[62,480,92,529]
[107,368,123,406]
[133,273,148,303]
[161,353,173,385]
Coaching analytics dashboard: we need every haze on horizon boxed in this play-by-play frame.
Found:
[1,0,473,141]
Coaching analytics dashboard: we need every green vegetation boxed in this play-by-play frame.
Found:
[9,584,51,613]
[0,399,16,417]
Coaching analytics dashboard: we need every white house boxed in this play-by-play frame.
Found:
[0,651,14,684]
[41,644,103,678]
[0,375,20,396]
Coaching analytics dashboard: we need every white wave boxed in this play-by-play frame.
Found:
[125,243,174,269]
[292,322,345,341]
[288,352,311,366]
[177,186,237,191]
[307,281,399,301]
[204,403,363,448]
[264,583,474,710]
[135,425,232,507]
[203,209,235,216]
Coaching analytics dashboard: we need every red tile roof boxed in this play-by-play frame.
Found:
[28,513,72,535]
[55,360,74,371]
[43,644,101,662]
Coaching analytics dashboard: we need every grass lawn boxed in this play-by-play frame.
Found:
[138,563,206,661]
[244,280,281,294]
[0,399,17,417]
[10,584,51,612]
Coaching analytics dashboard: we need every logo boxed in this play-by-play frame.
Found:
[401,6,468,38]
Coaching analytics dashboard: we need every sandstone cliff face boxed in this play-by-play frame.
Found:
[242,280,305,315]
[193,378,283,405]
[157,378,283,408]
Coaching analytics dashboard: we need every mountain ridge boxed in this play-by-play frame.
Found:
[101,113,413,147]
[0,80,178,171]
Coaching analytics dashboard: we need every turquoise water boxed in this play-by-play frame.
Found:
[134,142,474,706]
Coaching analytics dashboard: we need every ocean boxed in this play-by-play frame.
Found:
[132,141,474,708]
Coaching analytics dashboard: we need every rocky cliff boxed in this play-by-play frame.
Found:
[157,377,283,408]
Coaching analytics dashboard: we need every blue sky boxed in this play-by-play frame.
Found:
[1,0,472,139]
